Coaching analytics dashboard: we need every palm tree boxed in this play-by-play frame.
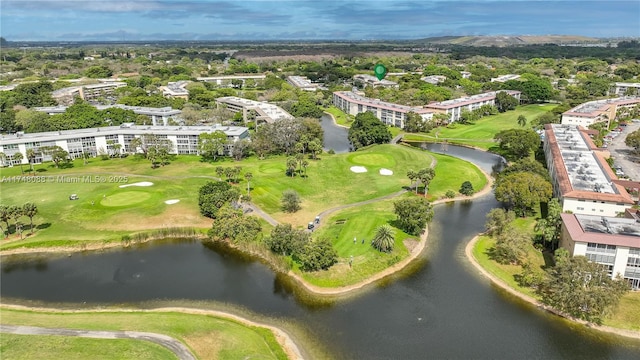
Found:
[13,152,24,174]
[407,170,418,194]
[372,224,395,252]
[517,115,527,127]
[215,166,225,180]
[244,172,253,196]
[286,157,297,177]
[82,151,90,165]
[0,152,6,167]
[0,205,9,238]
[26,148,36,174]
[417,168,435,195]
[9,205,21,234]
[22,202,38,234]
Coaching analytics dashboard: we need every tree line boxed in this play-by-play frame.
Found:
[0,203,38,239]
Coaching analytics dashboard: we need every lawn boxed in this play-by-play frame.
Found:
[299,197,413,287]
[472,234,640,331]
[403,104,556,150]
[0,308,288,360]
[323,106,353,127]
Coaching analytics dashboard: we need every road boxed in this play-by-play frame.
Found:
[0,324,197,360]
[607,121,640,182]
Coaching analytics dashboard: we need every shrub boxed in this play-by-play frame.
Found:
[445,190,456,198]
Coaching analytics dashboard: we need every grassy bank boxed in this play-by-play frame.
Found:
[472,234,640,331]
[0,308,289,360]
[403,104,555,150]
[323,106,353,127]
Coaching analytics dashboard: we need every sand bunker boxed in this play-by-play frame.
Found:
[119,181,154,188]
[350,166,367,173]
[164,199,180,205]
[379,168,393,176]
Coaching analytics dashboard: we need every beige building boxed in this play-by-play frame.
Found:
[543,124,635,217]
[559,212,640,289]
[609,82,640,96]
[215,96,293,124]
[424,90,521,122]
[561,97,640,128]
[332,91,433,128]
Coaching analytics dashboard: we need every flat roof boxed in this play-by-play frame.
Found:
[35,104,181,116]
[216,96,293,120]
[562,213,640,247]
[0,125,248,145]
[425,90,520,110]
[334,91,432,114]
[545,124,634,204]
[563,96,640,117]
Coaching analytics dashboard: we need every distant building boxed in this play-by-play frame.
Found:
[490,74,521,83]
[561,97,640,128]
[332,91,433,128]
[215,96,293,124]
[421,75,446,85]
[424,90,521,122]
[286,75,321,91]
[160,81,190,100]
[0,124,249,165]
[197,75,266,88]
[609,82,640,97]
[52,82,127,105]
[461,71,472,79]
[353,74,399,89]
[559,212,640,289]
[543,124,634,217]
[35,104,182,126]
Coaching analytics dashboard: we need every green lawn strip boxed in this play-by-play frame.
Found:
[0,309,288,360]
[426,152,487,200]
[300,198,412,287]
[0,333,177,360]
[323,106,352,127]
[402,104,555,150]
[473,233,640,331]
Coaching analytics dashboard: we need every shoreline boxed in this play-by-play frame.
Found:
[464,235,640,341]
[0,304,304,360]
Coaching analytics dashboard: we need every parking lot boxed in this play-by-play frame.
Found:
[606,120,640,182]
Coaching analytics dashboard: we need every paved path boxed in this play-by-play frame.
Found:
[608,121,640,182]
[0,324,197,360]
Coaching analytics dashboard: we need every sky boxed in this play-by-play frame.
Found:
[1,0,639,42]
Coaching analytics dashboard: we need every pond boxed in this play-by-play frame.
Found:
[2,140,640,359]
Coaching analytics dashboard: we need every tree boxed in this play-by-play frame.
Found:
[459,181,475,196]
[84,65,113,78]
[348,111,392,150]
[286,157,297,177]
[372,224,395,253]
[265,223,309,257]
[9,205,22,235]
[215,166,225,180]
[534,198,563,250]
[517,115,528,127]
[494,128,541,160]
[539,256,629,325]
[393,197,434,236]
[13,152,24,174]
[407,170,418,194]
[307,139,322,160]
[494,172,552,217]
[417,167,435,195]
[208,204,262,244]
[0,205,10,237]
[625,129,640,154]
[281,189,301,213]
[404,111,428,133]
[298,238,338,271]
[198,131,228,161]
[0,152,6,167]
[231,139,252,161]
[22,202,38,234]
[26,148,36,174]
[492,226,530,265]
[495,91,519,112]
[198,181,241,219]
[485,208,515,237]
[244,172,253,196]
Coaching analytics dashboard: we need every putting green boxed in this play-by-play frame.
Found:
[101,191,152,207]
[348,153,395,167]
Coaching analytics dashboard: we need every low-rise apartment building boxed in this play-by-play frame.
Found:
[353,74,399,89]
[52,82,127,105]
[160,81,190,99]
[559,213,640,289]
[196,75,266,88]
[609,82,640,97]
[286,76,321,91]
[215,96,293,124]
[424,90,521,122]
[561,97,640,128]
[0,124,249,165]
[543,124,634,217]
[332,91,433,128]
[35,104,182,126]
[490,74,521,83]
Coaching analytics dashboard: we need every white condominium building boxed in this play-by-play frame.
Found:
[353,74,399,89]
[0,124,249,165]
[35,104,182,126]
[424,90,521,122]
[561,97,640,128]
[609,82,640,97]
[543,124,634,217]
[332,91,433,128]
[215,96,293,124]
[560,212,640,289]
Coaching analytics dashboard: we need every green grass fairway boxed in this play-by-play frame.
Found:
[101,191,153,207]
[348,153,396,168]
[0,308,289,360]
[300,197,412,287]
[403,104,555,150]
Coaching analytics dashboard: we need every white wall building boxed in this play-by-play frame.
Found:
[353,74,399,89]
[286,76,320,91]
[543,124,634,217]
[561,97,640,128]
[215,96,293,124]
[0,124,249,166]
[609,82,640,97]
[424,90,521,122]
[490,74,521,83]
[35,104,182,126]
[332,91,433,128]
[197,75,266,88]
[560,213,640,289]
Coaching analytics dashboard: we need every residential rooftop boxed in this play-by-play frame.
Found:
[562,213,640,247]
